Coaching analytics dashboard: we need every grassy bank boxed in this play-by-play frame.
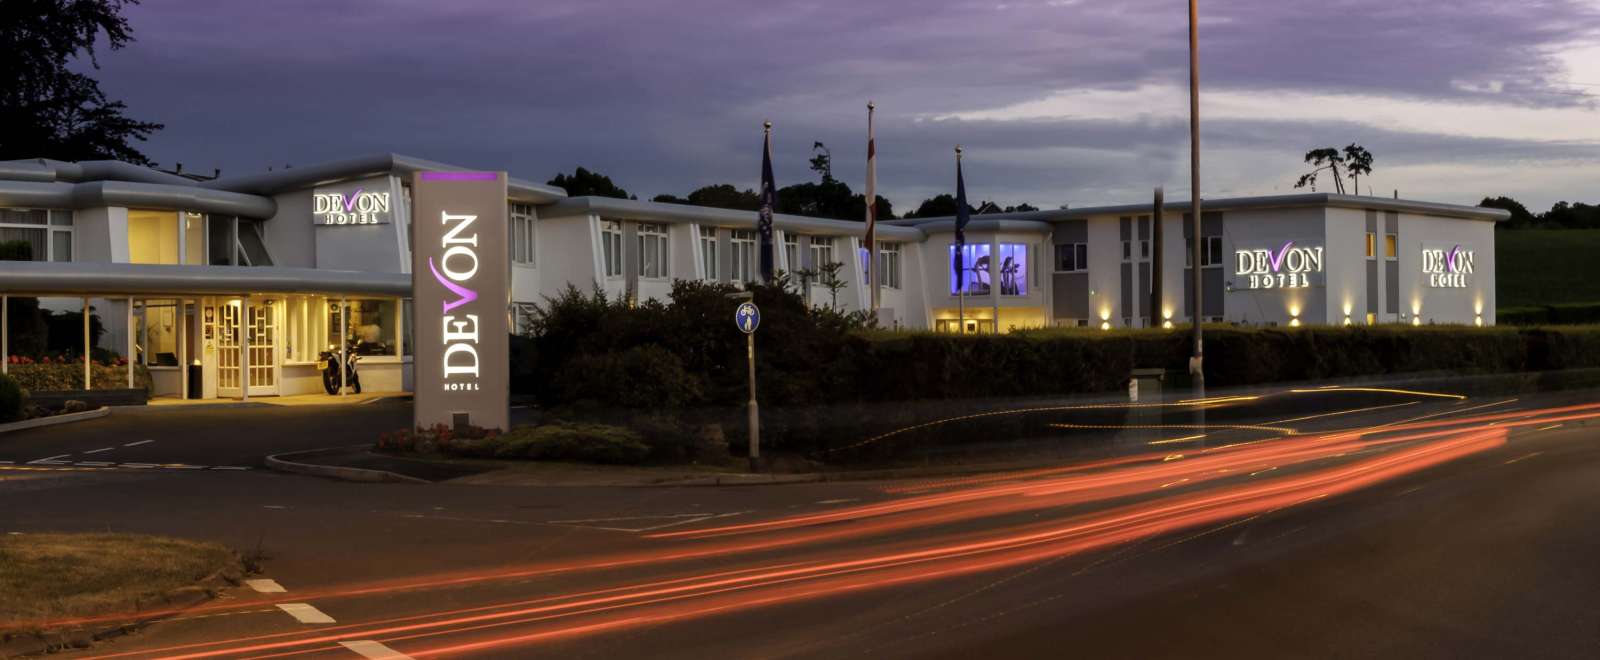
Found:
[1497,229,1600,308]
[0,533,243,630]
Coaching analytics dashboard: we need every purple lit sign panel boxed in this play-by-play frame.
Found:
[411,171,509,431]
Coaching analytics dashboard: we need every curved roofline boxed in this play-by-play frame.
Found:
[906,218,1054,234]
[201,153,567,203]
[0,180,276,218]
[893,193,1510,225]
[0,158,200,187]
[541,196,926,240]
[0,261,409,297]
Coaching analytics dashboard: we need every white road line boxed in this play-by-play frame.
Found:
[123,440,155,447]
[339,640,414,659]
[83,447,114,455]
[263,505,288,509]
[245,578,286,593]
[28,455,69,464]
[165,464,206,470]
[1504,451,1543,465]
[0,461,12,465]
[276,602,335,624]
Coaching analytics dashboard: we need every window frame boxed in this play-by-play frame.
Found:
[1054,243,1088,273]
[878,241,901,290]
[730,229,757,283]
[600,220,624,279]
[509,203,536,266]
[636,222,669,279]
[698,225,718,280]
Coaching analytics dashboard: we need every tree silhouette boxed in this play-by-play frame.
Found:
[1,0,164,164]
[547,167,633,199]
[1294,148,1345,194]
[1342,144,1374,195]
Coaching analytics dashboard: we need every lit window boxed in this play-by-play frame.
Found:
[330,299,398,357]
[699,226,718,280]
[509,203,536,265]
[601,220,623,278]
[997,243,1028,295]
[730,229,757,282]
[1365,232,1376,258]
[637,223,669,279]
[949,243,993,295]
[1384,233,1397,259]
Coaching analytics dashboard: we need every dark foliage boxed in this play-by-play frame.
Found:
[547,167,632,199]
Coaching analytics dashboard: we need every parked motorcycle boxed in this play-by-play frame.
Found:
[320,346,362,395]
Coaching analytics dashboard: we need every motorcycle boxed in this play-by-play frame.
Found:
[320,346,362,395]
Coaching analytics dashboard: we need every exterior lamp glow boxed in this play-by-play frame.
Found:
[1475,315,1483,327]
[1101,321,1111,331]
[1162,308,1173,329]
[1289,318,1301,327]
[1412,316,1422,326]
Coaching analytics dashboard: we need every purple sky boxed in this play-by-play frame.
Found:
[93,0,1600,212]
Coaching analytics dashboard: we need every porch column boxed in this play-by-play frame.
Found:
[339,296,348,396]
[177,299,187,400]
[126,297,134,388]
[239,296,250,401]
[83,297,91,389]
[2,294,8,375]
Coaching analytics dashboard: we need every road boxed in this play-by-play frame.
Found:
[3,387,1599,658]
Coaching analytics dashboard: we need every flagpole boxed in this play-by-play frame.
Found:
[866,101,880,320]
[956,145,965,335]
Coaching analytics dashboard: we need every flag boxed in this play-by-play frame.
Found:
[865,102,877,298]
[758,123,777,282]
[953,149,970,291]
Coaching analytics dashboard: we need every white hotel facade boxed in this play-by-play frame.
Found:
[0,153,1506,400]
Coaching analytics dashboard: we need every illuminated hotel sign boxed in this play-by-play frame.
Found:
[313,185,392,225]
[1422,244,1475,288]
[1234,240,1324,289]
[411,171,509,431]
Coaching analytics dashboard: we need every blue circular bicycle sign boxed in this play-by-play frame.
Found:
[735,301,760,334]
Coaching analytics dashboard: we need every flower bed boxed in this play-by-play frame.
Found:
[4,358,152,392]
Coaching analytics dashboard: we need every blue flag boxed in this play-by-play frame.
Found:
[758,127,777,282]
[954,155,970,291]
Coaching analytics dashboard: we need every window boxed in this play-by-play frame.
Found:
[949,243,992,295]
[236,218,272,266]
[1122,240,1132,261]
[510,203,536,265]
[1141,240,1150,259]
[730,230,757,282]
[1185,236,1224,267]
[699,226,718,279]
[1055,243,1088,272]
[1384,233,1398,260]
[808,236,835,270]
[283,295,323,363]
[128,209,179,264]
[783,234,801,273]
[1365,232,1376,259]
[997,243,1028,295]
[601,220,623,278]
[136,300,180,367]
[0,209,72,262]
[637,223,668,279]
[878,242,901,289]
[330,298,398,357]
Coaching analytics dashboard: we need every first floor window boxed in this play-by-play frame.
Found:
[1366,231,1376,258]
[510,203,536,265]
[637,223,669,279]
[949,243,992,295]
[1055,243,1087,272]
[997,243,1028,295]
[878,241,901,289]
[0,209,73,262]
[136,300,180,367]
[330,298,398,357]
[1385,233,1398,259]
[699,226,718,279]
[809,236,835,271]
[731,229,757,282]
[1185,236,1224,267]
[601,220,623,278]
[783,234,801,272]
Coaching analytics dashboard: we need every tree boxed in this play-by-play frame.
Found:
[904,194,973,219]
[1,0,164,165]
[816,261,847,311]
[1342,144,1374,195]
[1294,148,1345,193]
[547,167,633,199]
[1478,196,1537,228]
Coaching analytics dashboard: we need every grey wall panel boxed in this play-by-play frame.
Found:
[622,221,639,296]
[1120,264,1132,319]
[1367,260,1379,314]
[1203,267,1223,317]
[1051,272,1089,320]
[1139,262,1151,318]
[1054,219,1087,244]
[1385,211,1399,234]
[1386,260,1399,314]
[1119,217,1131,241]
[718,230,732,282]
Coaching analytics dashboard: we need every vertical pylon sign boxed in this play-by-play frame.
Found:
[411,171,510,432]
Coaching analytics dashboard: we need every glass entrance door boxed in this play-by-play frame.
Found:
[216,299,279,397]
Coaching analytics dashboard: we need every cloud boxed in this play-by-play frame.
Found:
[87,0,1600,212]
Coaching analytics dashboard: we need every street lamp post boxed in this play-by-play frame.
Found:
[1188,0,1205,393]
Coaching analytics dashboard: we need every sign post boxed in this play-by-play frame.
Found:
[411,171,510,432]
[735,299,761,470]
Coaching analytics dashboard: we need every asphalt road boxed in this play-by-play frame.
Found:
[3,387,1599,658]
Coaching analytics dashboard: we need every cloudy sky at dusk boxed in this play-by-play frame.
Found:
[92,0,1600,213]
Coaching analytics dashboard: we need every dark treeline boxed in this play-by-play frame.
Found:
[1480,196,1600,230]
[547,142,1040,221]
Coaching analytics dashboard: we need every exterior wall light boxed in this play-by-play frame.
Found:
[1412,316,1422,326]
[1343,316,1352,326]
[1100,321,1111,331]
[1162,320,1173,329]
[1475,315,1483,327]
[1289,318,1301,327]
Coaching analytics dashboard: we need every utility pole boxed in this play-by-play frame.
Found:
[1187,0,1205,392]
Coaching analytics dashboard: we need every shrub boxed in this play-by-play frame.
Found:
[555,345,705,409]
[467,422,650,464]
[0,373,24,423]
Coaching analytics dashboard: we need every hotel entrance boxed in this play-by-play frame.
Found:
[212,298,279,397]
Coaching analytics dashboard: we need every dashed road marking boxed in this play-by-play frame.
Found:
[815,498,858,505]
[1249,466,1278,477]
[1396,485,1426,497]
[123,440,155,447]
[28,455,69,464]
[1536,424,1563,431]
[263,505,288,510]
[276,602,335,624]
[121,463,158,468]
[1504,451,1543,465]
[75,461,114,467]
[547,511,749,533]
[246,578,286,593]
[83,447,114,454]
[340,640,414,659]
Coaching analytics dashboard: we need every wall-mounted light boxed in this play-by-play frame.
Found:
[1475,315,1483,327]
[1343,315,1352,326]
[1412,316,1422,326]
[1100,321,1111,331]
[1289,318,1301,327]
[1162,320,1173,329]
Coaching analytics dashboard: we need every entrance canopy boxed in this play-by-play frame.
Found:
[0,261,410,297]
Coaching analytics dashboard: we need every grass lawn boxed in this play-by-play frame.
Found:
[0,532,242,629]
[1497,229,1600,308]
